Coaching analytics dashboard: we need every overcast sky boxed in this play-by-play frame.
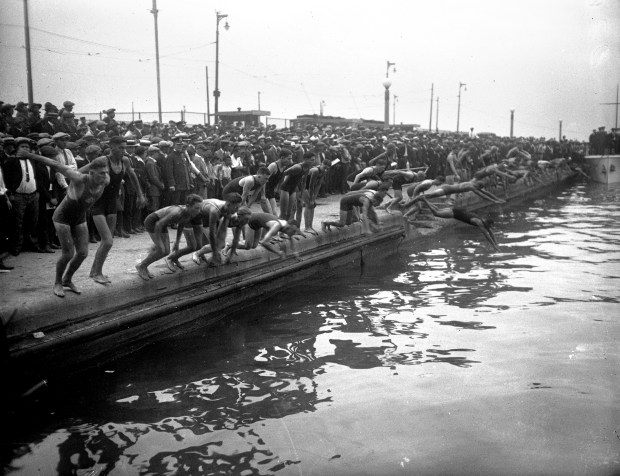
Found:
[1,0,619,139]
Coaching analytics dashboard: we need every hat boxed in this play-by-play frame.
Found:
[1,104,15,111]
[148,145,160,152]
[15,101,27,109]
[139,139,151,146]
[126,139,137,146]
[158,140,170,148]
[85,145,102,155]
[1,137,15,145]
[39,145,58,158]
[52,132,70,140]
[104,108,116,115]
[63,101,75,108]
[109,136,126,145]
[14,137,32,146]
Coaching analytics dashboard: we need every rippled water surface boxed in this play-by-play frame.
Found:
[5,183,620,475]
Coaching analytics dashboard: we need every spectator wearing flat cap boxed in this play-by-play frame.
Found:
[14,102,30,137]
[41,110,61,136]
[53,132,78,199]
[3,138,47,255]
[0,104,16,136]
[162,138,193,205]
[34,145,62,253]
[103,108,119,136]
[28,103,43,133]
[145,145,165,212]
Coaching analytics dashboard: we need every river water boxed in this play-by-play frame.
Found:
[5,182,620,476]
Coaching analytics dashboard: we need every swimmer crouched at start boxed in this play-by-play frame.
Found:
[135,195,203,280]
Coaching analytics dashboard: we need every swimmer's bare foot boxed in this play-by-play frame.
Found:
[53,283,65,298]
[321,222,330,232]
[62,280,82,294]
[92,274,109,285]
[146,269,155,279]
[172,259,184,270]
[304,228,318,236]
[164,257,177,272]
[135,264,150,281]
[192,252,202,265]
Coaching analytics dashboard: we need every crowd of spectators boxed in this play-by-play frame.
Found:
[0,98,590,272]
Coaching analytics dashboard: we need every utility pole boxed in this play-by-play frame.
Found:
[559,119,563,141]
[435,97,439,132]
[23,0,34,103]
[258,91,261,110]
[205,66,210,125]
[429,83,434,131]
[600,84,620,130]
[457,82,466,133]
[151,0,162,123]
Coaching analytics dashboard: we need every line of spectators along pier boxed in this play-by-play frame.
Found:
[1,98,591,277]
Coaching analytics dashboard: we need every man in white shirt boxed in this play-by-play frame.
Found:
[53,132,77,193]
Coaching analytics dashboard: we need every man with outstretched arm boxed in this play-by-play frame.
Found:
[15,147,110,297]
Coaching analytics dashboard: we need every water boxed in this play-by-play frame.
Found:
[5,182,620,476]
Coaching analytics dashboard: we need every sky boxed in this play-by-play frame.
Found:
[1,0,619,140]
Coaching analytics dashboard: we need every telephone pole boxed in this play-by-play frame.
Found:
[150,0,163,123]
[23,0,34,103]
[429,83,434,131]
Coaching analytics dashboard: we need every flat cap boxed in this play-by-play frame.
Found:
[52,132,70,140]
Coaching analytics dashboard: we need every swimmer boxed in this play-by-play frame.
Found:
[411,179,506,205]
[401,176,445,220]
[166,194,242,268]
[81,136,146,285]
[279,152,315,221]
[321,183,390,234]
[234,212,305,258]
[379,169,427,213]
[420,196,500,251]
[221,167,270,210]
[135,194,203,280]
[16,148,110,297]
[302,159,331,235]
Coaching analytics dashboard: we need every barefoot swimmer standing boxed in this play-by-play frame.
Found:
[16,147,110,297]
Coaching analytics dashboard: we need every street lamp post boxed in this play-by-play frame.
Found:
[214,11,229,126]
[559,119,562,141]
[393,95,398,125]
[383,60,396,129]
[510,108,515,138]
[456,82,466,133]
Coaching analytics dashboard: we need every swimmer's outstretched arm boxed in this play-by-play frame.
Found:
[420,196,454,219]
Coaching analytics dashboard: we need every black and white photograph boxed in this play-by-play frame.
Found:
[1,0,619,475]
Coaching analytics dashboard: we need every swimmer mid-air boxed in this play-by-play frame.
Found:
[420,196,500,251]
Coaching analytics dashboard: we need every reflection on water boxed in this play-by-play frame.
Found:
[6,183,620,475]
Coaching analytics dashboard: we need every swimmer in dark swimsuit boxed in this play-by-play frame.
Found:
[410,178,506,205]
[279,152,315,221]
[166,194,242,268]
[16,149,110,297]
[234,212,305,258]
[321,184,389,234]
[81,136,146,284]
[264,150,293,216]
[379,169,427,213]
[420,196,500,251]
[302,159,331,234]
[135,194,203,280]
